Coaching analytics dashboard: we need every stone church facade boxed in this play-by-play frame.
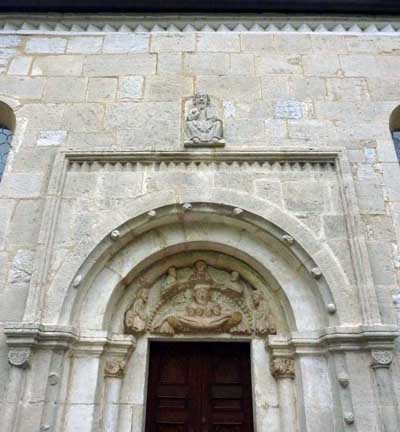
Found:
[0,7,400,432]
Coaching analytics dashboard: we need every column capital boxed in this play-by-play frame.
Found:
[8,348,31,369]
[371,350,393,369]
[104,358,126,378]
[271,357,295,380]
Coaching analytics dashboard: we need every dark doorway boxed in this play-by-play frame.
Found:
[145,341,254,432]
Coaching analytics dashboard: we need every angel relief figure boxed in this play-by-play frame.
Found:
[184,92,224,147]
[125,288,149,334]
[252,290,276,335]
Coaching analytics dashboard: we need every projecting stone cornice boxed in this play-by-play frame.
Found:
[268,324,399,355]
[0,14,400,34]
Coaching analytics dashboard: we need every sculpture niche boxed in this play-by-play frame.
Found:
[124,260,276,337]
[184,93,225,148]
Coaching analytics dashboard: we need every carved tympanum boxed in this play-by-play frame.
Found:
[125,260,276,337]
[184,93,224,147]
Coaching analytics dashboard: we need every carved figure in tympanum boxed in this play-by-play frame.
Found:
[252,290,276,335]
[125,288,149,334]
[125,260,276,338]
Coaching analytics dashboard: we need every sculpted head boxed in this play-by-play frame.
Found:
[168,267,176,278]
[230,271,239,281]
[193,284,211,305]
[193,92,210,109]
[194,260,208,273]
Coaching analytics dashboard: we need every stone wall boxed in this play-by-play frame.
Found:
[0,22,400,431]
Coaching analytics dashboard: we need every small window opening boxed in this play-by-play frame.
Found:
[0,126,13,181]
[0,101,15,182]
[390,105,400,163]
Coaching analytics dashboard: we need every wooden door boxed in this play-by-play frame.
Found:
[145,342,254,432]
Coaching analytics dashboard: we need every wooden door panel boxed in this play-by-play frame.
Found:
[145,342,254,432]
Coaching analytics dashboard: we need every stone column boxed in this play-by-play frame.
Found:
[103,359,126,432]
[370,350,400,432]
[1,348,31,432]
[271,357,296,432]
[63,340,105,432]
[102,335,136,432]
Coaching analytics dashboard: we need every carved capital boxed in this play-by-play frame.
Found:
[104,358,126,378]
[271,358,295,380]
[371,350,393,369]
[8,349,31,369]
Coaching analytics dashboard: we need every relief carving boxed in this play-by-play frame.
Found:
[371,350,393,368]
[104,359,126,378]
[271,358,295,379]
[184,93,224,148]
[125,260,276,337]
[125,288,149,334]
[8,349,31,369]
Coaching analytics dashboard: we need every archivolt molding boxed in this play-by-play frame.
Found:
[0,14,400,34]
[25,150,380,334]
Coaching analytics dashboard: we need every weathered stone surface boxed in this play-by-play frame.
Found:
[62,103,104,132]
[67,36,103,54]
[0,76,45,99]
[32,55,83,76]
[37,130,67,146]
[255,54,302,75]
[87,77,117,102]
[83,54,156,76]
[25,37,67,54]
[145,75,193,101]
[8,57,32,76]
[151,33,195,52]
[44,77,87,102]
[197,33,240,52]
[283,181,324,213]
[103,33,149,53]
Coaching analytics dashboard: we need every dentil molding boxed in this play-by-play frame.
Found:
[0,14,400,34]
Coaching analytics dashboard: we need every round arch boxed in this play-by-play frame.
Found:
[42,190,361,332]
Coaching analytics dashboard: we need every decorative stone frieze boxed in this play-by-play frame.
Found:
[8,348,31,369]
[271,358,295,380]
[125,260,276,337]
[371,351,393,369]
[0,17,399,34]
[104,359,126,378]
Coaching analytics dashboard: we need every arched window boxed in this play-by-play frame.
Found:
[0,101,15,182]
[390,105,400,162]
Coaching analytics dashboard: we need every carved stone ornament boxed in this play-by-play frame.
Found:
[371,350,393,368]
[104,359,126,378]
[271,358,295,379]
[184,93,225,148]
[125,260,276,337]
[8,349,31,369]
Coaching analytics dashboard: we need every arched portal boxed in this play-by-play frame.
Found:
[48,201,355,432]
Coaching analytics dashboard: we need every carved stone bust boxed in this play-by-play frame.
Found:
[184,93,225,148]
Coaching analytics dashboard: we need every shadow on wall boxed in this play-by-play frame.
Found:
[390,105,400,163]
[0,100,15,181]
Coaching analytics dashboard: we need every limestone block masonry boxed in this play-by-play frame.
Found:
[0,14,399,432]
